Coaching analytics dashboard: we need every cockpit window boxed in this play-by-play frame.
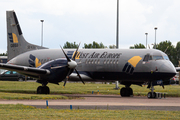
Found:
[152,55,163,60]
[143,54,164,61]
[163,56,169,60]
[143,54,149,61]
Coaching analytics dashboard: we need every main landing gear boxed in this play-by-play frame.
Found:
[147,82,156,98]
[37,86,50,94]
[120,85,133,97]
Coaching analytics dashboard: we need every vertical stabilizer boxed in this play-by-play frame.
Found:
[6,10,47,60]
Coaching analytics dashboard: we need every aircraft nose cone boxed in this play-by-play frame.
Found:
[159,61,176,76]
[68,60,77,69]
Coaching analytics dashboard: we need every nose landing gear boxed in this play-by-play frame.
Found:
[147,82,156,98]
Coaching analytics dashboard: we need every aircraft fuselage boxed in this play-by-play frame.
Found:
[8,48,176,83]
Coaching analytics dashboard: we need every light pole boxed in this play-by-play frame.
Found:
[114,0,120,90]
[145,33,148,49]
[154,27,158,49]
[116,0,119,49]
[40,20,44,47]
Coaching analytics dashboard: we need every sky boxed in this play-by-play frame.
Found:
[0,0,180,53]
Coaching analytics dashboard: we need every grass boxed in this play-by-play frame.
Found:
[0,104,179,120]
[0,81,180,100]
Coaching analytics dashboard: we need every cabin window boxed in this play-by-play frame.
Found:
[88,60,91,64]
[94,60,97,64]
[110,60,112,64]
[107,60,109,64]
[116,60,119,64]
[85,60,87,64]
[104,60,106,64]
[98,60,100,64]
[113,60,116,64]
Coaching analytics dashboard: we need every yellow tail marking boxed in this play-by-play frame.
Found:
[12,33,18,43]
[128,56,142,67]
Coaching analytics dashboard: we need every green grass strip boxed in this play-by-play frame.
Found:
[0,104,179,120]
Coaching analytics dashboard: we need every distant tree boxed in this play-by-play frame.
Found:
[130,43,145,49]
[176,41,180,64]
[109,45,116,49]
[0,51,7,56]
[84,41,107,48]
[63,42,78,48]
[156,40,178,66]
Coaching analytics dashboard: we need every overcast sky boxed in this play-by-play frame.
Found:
[0,0,180,53]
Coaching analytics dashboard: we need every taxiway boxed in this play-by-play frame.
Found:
[0,94,180,110]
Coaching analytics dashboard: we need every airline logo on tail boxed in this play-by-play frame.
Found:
[29,54,42,68]
[8,33,18,47]
[122,56,142,74]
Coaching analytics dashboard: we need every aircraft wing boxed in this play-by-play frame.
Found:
[0,63,50,77]
[176,67,180,72]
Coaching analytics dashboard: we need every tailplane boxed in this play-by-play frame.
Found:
[6,10,47,60]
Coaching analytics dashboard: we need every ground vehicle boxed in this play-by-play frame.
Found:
[0,70,26,81]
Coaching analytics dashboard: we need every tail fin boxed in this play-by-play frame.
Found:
[6,10,47,60]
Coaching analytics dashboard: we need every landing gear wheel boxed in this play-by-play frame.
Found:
[37,86,43,94]
[44,86,50,94]
[37,86,50,94]
[120,88,126,97]
[120,87,133,97]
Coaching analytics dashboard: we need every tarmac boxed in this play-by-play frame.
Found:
[0,94,180,110]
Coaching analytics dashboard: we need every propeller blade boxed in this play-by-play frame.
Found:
[51,65,68,69]
[75,69,85,85]
[72,42,81,61]
[60,45,71,62]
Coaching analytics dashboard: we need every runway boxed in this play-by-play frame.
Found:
[0,94,180,110]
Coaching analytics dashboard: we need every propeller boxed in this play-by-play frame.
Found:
[60,44,85,87]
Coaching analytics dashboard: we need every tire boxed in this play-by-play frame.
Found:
[128,88,133,96]
[147,92,152,98]
[120,88,133,97]
[37,86,43,94]
[37,86,50,94]
[120,88,126,97]
[44,86,50,94]
[18,77,24,81]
